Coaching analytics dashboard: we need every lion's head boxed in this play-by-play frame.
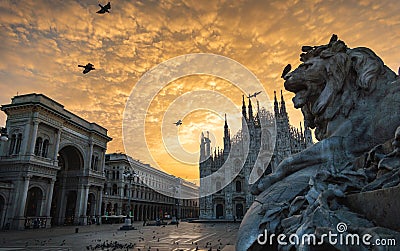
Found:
[284,35,397,140]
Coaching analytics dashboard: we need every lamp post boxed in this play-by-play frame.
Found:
[169,184,181,224]
[0,127,8,142]
[120,169,138,230]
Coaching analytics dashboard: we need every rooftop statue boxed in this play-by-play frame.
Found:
[237,35,400,250]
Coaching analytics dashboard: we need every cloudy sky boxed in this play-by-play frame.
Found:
[1,0,399,182]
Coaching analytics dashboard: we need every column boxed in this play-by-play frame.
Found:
[80,185,89,225]
[13,175,31,230]
[29,120,39,155]
[97,188,106,224]
[45,179,56,216]
[45,179,55,228]
[56,187,66,225]
[100,149,105,172]
[75,184,85,224]
[20,123,30,156]
[53,129,61,164]
[88,140,93,170]
[75,185,89,225]
[18,176,31,217]
[119,186,124,198]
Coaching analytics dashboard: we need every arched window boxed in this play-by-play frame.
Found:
[91,155,95,170]
[8,134,16,155]
[112,184,118,195]
[124,184,128,197]
[15,133,22,154]
[103,183,108,194]
[34,137,42,156]
[42,139,49,158]
[236,180,242,192]
[94,156,99,170]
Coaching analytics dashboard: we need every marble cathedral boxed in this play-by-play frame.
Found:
[199,91,313,220]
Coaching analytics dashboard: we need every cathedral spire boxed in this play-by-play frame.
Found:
[242,95,247,120]
[280,90,287,115]
[200,132,205,162]
[274,90,279,116]
[224,114,231,156]
[248,98,253,120]
[300,122,304,139]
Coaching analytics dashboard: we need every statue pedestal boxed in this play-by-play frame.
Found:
[120,218,135,230]
[344,184,400,231]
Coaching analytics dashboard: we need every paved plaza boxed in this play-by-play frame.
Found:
[0,221,238,251]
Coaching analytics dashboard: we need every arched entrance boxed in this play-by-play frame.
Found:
[216,204,224,219]
[235,203,244,219]
[50,145,84,225]
[87,193,96,217]
[25,187,43,217]
[64,191,77,224]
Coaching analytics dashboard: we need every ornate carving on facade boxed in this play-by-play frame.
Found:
[199,95,312,220]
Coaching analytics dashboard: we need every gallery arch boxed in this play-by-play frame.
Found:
[25,187,43,217]
[0,94,111,229]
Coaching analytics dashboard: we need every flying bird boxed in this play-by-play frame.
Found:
[78,63,95,74]
[281,64,291,79]
[173,120,182,126]
[97,2,111,14]
[247,91,262,98]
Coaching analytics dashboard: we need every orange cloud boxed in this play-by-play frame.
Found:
[1,0,399,180]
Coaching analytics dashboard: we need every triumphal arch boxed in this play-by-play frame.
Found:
[0,93,111,229]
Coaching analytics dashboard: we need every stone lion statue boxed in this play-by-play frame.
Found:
[238,35,400,250]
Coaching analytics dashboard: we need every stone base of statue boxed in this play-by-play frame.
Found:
[237,35,400,250]
[119,218,136,230]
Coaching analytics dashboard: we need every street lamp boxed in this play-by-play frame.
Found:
[169,185,181,223]
[120,169,138,230]
[0,127,8,142]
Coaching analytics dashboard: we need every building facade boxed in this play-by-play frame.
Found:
[0,94,200,230]
[199,91,313,220]
[0,93,112,229]
[102,153,199,222]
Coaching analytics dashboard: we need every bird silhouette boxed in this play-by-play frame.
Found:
[281,64,291,79]
[78,63,95,74]
[97,2,111,14]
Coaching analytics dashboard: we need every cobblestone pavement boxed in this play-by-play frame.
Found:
[0,221,239,251]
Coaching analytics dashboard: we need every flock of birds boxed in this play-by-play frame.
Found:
[77,2,302,135]
[78,2,111,74]
[79,226,229,251]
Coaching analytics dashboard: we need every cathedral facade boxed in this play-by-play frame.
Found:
[199,91,313,220]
